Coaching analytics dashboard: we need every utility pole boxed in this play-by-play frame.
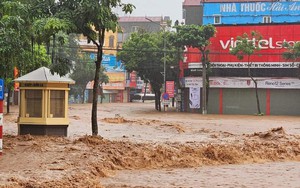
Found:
[145,17,167,111]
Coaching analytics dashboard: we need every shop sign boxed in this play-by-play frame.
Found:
[185,77,203,88]
[210,62,300,69]
[207,24,300,65]
[103,82,125,90]
[209,77,300,89]
[188,63,202,69]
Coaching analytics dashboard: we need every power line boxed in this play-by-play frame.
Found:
[50,45,291,56]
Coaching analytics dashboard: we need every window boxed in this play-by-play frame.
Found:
[109,35,114,48]
[50,90,65,118]
[182,9,186,19]
[25,90,42,117]
[132,26,139,32]
[263,16,271,23]
[214,15,221,24]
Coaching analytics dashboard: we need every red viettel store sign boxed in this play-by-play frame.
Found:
[186,24,300,68]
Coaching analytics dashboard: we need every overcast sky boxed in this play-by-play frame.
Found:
[116,0,184,23]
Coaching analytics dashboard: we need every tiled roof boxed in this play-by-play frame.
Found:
[183,0,202,6]
[118,16,162,23]
[203,0,270,2]
[15,67,75,84]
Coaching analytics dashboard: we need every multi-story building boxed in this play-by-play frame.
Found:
[182,0,203,25]
[203,0,300,25]
[180,0,300,115]
[79,16,171,103]
[78,30,127,103]
[118,16,170,101]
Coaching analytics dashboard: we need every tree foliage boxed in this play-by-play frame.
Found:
[117,31,178,111]
[170,24,216,114]
[282,41,300,62]
[57,0,134,135]
[230,31,263,115]
[0,0,45,113]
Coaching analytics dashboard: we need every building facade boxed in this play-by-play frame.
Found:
[118,16,170,101]
[183,0,203,25]
[203,1,300,25]
[180,0,300,115]
[78,30,128,103]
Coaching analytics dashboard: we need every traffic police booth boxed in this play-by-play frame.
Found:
[14,67,75,136]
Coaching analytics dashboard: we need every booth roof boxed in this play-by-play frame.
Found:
[14,67,75,84]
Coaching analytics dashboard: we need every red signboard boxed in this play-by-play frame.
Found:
[211,24,300,63]
[185,24,300,66]
[129,71,137,88]
[166,81,175,98]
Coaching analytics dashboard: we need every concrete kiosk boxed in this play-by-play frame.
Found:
[15,67,75,136]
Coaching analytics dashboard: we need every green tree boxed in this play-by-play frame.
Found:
[58,0,134,135]
[282,41,300,72]
[171,24,216,114]
[99,67,109,104]
[230,31,263,115]
[32,17,72,75]
[0,1,32,113]
[117,31,178,111]
[70,54,95,103]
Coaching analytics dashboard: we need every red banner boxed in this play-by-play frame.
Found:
[129,71,137,88]
[166,81,175,98]
[210,24,300,63]
[185,24,300,65]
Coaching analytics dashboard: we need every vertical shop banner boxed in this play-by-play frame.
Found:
[166,81,175,98]
[129,71,137,88]
[189,87,200,109]
[14,67,19,91]
[0,78,3,155]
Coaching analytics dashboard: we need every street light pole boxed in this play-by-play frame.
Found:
[145,18,166,89]
[163,31,166,93]
[145,17,167,110]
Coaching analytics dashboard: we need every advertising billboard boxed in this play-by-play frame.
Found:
[203,1,300,25]
[90,54,125,72]
[207,24,300,68]
[103,72,125,90]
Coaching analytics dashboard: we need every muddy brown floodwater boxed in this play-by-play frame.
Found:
[0,102,300,188]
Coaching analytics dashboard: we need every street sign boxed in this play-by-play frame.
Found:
[0,79,3,100]
[162,92,169,100]
[162,100,170,105]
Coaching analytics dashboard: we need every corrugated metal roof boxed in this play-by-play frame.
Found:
[15,67,75,84]
[118,16,162,23]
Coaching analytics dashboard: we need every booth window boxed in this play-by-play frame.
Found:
[25,90,42,117]
[50,90,65,118]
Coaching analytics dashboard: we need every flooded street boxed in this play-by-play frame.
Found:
[102,162,300,188]
[1,102,300,187]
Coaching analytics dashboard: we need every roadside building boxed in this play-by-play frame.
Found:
[180,0,300,115]
[182,0,203,25]
[118,16,170,101]
[78,16,171,103]
[78,30,128,103]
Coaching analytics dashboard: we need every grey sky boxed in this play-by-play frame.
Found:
[116,0,184,23]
